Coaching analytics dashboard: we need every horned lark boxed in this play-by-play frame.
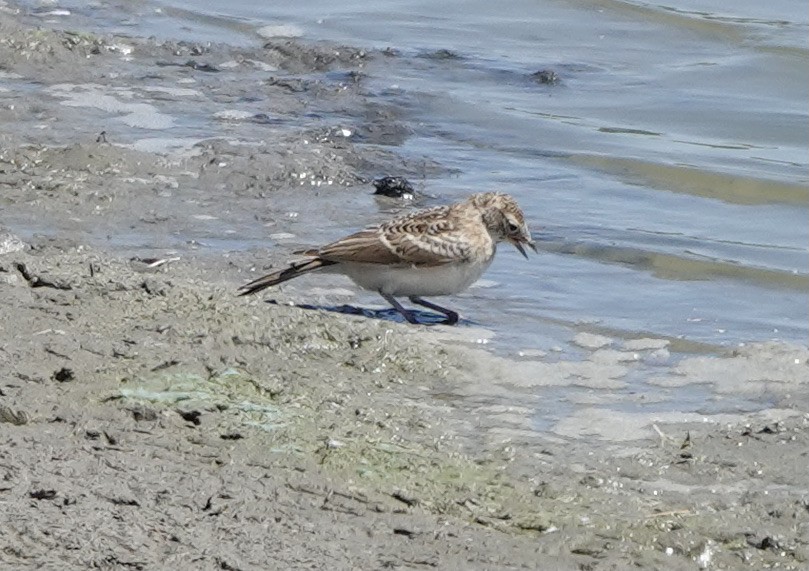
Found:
[238,192,536,324]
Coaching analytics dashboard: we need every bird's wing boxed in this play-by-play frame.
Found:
[317,205,479,267]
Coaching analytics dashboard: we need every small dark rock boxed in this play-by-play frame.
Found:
[178,409,202,426]
[107,497,140,506]
[757,423,781,434]
[746,533,781,550]
[30,489,57,500]
[758,536,778,550]
[393,527,418,537]
[52,367,75,383]
[220,432,243,440]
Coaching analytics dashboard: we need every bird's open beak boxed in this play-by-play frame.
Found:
[513,238,537,259]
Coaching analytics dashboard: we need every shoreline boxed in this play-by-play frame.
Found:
[1,7,808,570]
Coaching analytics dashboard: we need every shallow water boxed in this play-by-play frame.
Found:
[11,3,808,363]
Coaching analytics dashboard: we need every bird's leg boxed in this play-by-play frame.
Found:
[379,292,419,324]
[408,296,459,325]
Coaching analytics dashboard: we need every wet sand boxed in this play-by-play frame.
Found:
[1,9,808,571]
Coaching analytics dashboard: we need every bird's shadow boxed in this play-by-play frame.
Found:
[263,299,473,326]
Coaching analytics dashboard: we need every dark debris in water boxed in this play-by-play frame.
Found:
[531,69,561,85]
[420,48,463,60]
[155,59,220,72]
[266,76,317,93]
[262,41,370,73]
[373,176,414,198]
[248,113,282,125]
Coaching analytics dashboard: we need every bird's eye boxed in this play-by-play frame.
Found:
[507,221,520,233]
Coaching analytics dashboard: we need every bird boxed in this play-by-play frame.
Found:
[238,192,536,325]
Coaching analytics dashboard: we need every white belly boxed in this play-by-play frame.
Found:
[336,258,493,297]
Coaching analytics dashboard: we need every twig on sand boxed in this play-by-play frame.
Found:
[651,423,673,444]
[645,509,692,519]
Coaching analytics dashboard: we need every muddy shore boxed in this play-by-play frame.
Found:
[1,6,808,570]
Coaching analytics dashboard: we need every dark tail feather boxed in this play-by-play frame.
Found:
[237,258,336,296]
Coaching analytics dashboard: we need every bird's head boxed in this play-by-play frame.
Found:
[471,192,537,259]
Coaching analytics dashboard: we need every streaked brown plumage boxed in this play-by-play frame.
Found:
[238,192,535,324]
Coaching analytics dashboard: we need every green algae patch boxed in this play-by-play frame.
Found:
[112,366,567,534]
[315,434,561,531]
[116,368,288,432]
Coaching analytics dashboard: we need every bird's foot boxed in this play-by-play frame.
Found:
[409,296,459,326]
